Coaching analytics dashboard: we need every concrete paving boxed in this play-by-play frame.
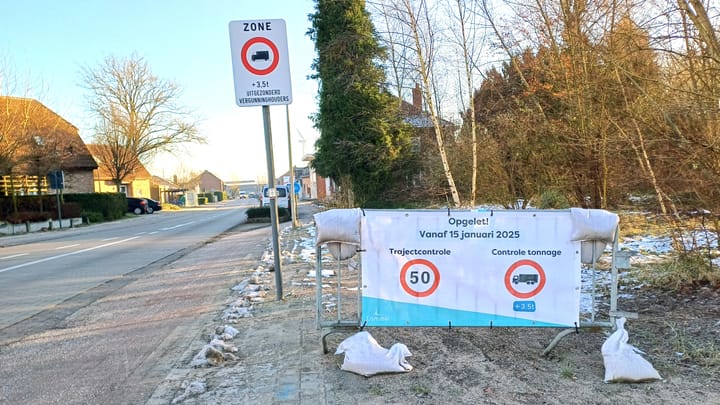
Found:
[145,218,336,404]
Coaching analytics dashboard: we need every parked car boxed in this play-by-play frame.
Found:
[145,198,162,213]
[127,197,148,215]
[261,185,291,212]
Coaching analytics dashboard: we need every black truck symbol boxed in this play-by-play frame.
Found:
[251,50,270,61]
[512,273,539,285]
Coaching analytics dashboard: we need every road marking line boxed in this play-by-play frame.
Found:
[0,253,29,260]
[160,221,195,231]
[0,236,142,274]
[55,244,80,250]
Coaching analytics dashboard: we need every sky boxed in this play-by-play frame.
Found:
[0,0,320,182]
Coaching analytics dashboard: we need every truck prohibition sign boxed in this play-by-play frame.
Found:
[512,273,539,285]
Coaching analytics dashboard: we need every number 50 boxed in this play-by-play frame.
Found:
[410,270,431,284]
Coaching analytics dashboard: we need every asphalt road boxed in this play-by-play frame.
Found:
[0,199,254,333]
[0,198,281,404]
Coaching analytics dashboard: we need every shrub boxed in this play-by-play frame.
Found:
[536,190,571,209]
[82,211,105,224]
[246,206,290,219]
[56,202,82,219]
[0,193,127,223]
[63,193,126,220]
[246,207,268,219]
[638,253,720,288]
[0,195,56,218]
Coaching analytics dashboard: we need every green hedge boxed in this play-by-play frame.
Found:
[197,191,228,203]
[246,206,290,219]
[0,193,126,223]
[64,193,127,221]
[0,195,54,218]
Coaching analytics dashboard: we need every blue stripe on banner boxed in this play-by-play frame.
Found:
[361,297,573,328]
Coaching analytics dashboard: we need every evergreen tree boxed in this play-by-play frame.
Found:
[308,0,411,206]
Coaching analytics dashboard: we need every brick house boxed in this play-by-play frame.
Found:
[189,170,224,193]
[0,96,97,195]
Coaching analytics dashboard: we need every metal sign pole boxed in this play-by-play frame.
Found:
[229,18,292,301]
[263,105,283,300]
[56,189,62,229]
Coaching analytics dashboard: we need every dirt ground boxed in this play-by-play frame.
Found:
[300,228,720,404]
[319,289,720,404]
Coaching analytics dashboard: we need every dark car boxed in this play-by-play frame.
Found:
[127,197,148,215]
[145,198,162,214]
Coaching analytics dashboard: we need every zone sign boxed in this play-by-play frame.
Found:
[229,19,293,107]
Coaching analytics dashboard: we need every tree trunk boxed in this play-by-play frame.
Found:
[402,0,461,206]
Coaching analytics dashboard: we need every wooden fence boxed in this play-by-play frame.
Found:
[0,175,49,196]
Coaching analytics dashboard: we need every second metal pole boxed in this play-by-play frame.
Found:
[286,105,299,228]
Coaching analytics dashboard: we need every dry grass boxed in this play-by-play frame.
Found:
[666,321,720,367]
[618,211,720,288]
[619,212,678,238]
[636,255,720,288]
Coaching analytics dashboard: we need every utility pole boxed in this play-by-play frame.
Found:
[286,105,300,227]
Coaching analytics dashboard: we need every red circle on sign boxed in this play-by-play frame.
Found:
[400,259,440,298]
[241,37,280,76]
[504,259,546,299]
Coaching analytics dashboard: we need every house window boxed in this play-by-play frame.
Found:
[119,185,128,195]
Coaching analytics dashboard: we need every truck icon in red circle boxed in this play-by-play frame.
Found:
[251,50,270,61]
[512,273,539,285]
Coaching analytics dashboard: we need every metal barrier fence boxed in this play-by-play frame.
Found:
[314,208,636,355]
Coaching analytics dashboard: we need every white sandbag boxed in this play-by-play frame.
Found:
[335,331,413,377]
[570,208,619,243]
[601,317,662,383]
[580,240,607,264]
[327,242,358,260]
[314,208,362,246]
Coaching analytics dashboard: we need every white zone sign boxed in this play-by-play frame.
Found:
[360,210,581,327]
[229,19,292,106]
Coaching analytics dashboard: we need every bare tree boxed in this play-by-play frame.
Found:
[0,97,31,177]
[448,0,484,206]
[87,116,144,193]
[371,0,415,103]
[677,0,720,63]
[389,0,461,206]
[81,54,204,189]
[367,0,720,214]
[0,60,32,176]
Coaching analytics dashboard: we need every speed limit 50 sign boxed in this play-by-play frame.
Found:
[229,19,293,107]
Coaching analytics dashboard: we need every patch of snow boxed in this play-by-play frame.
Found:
[307,269,335,278]
[171,380,207,404]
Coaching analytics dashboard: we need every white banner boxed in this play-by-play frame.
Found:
[360,210,581,327]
